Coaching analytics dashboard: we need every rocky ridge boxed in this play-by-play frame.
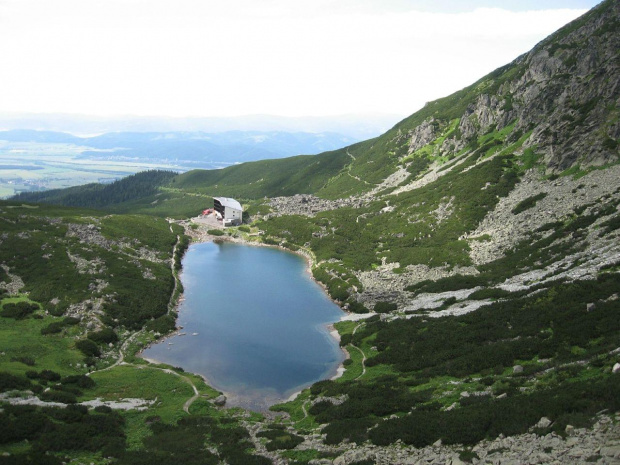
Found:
[245,414,620,465]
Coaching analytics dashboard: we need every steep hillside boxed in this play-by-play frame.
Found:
[250,0,620,307]
[172,148,351,198]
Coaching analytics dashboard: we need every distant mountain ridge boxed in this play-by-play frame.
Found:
[0,128,358,166]
[0,112,400,140]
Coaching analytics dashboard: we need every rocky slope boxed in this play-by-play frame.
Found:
[259,0,620,313]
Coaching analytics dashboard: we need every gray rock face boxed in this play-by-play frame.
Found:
[536,417,553,429]
[407,118,439,154]
[407,1,620,174]
[213,395,227,406]
[0,264,24,295]
[287,415,620,465]
[268,194,367,218]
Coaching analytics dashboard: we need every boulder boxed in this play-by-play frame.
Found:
[600,445,620,458]
[213,395,227,406]
[612,363,620,374]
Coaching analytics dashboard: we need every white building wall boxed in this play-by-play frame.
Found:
[224,206,242,224]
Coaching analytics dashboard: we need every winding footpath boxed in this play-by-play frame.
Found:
[350,323,367,380]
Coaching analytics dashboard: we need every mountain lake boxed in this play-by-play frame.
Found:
[141,241,345,411]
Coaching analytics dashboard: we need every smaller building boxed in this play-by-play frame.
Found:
[213,197,243,226]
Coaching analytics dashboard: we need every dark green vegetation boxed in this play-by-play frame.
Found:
[13,170,177,209]
[0,403,125,463]
[512,192,547,214]
[207,229,226,236]
[116,416,270,465]
[0,301,39,320]
[257,425,305,452]
[0,201,179,330]
[297,273,620,447]
[172,149,351,199]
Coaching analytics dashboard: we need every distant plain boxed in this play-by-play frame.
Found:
[0,141,192,198]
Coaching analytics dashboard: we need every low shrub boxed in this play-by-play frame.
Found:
[257,428,304,451]
[406,275,488,293]
[512,193,547,215]
[75,339,101,357]
[46,301,69,317]
[347,299,369,314]
[41,322,65,335]
[40,389,77,404]
[374,302,397,313]
[11,356,35,366]
[0,372,32,392]
[1,301,38,319]
[62,375,96,389]
[145,314,176,334]
[87,328,118,344]
[468,288,513,300]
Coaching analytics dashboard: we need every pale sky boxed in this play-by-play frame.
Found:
[0,0,600,119]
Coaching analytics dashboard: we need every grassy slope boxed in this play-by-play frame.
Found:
[172,148,351,198]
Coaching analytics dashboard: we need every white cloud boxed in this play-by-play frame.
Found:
[0,0,588,117]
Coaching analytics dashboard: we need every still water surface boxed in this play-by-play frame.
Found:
[142,241,344,410]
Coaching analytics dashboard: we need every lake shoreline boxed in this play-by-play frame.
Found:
[141,222,349,411]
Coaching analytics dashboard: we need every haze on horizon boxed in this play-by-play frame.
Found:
[0,0,601,121]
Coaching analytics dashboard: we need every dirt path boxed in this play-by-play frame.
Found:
[346,150,372,185]
[168,233,181,311]
[350,323,367,380]
[153,367,200,414]
[349,345,366,380]
[94,232,181,375]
